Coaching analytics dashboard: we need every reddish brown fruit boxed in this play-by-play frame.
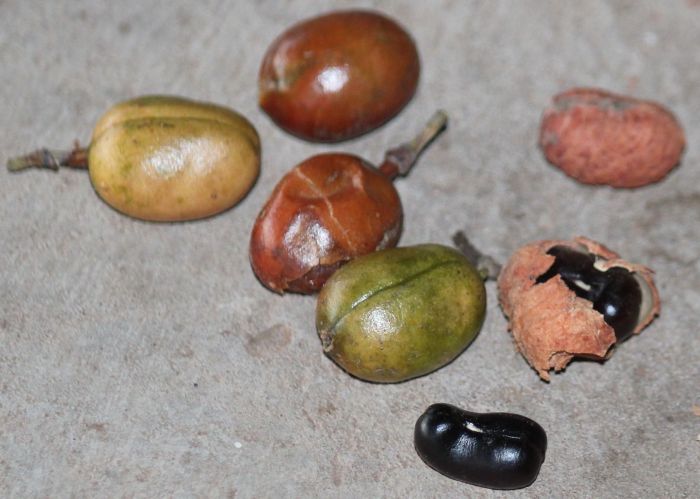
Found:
[498,237,660,381]
[250,112,447,294]
[250,153,402,293]
[539,88,685,187]
[259,10,420,142]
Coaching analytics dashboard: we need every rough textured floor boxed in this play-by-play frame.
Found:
[1,1,699,497]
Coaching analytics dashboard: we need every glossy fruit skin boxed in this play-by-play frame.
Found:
[259,10,420,142]
[250,153,402,294]
[414,404,547,489]
[88,96,260,221]
[316,244,486,382]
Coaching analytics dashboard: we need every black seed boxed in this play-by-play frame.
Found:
[414,404,547,489]
[535,246,642,341]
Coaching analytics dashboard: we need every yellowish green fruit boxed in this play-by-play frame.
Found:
[88,96,260,221]
[316,244,486,383]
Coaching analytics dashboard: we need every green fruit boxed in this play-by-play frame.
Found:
[316,244,486,382]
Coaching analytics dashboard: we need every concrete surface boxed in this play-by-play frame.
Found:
[1,0,699,497]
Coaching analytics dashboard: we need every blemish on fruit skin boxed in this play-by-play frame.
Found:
[120,162,133,176]
[115,185,132,204]
[265,57,316,93]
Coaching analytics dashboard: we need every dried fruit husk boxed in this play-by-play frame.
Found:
[539,88,685,187]
[497,237,660,381]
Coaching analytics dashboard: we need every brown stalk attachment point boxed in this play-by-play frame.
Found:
[378,111,448,180]
[7,143,88,172]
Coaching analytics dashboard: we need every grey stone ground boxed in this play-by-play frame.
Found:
[1,1,699,497]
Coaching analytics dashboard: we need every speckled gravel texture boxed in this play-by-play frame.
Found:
[1,1,699,497]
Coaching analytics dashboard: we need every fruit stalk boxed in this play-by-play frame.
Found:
[7,143,88,171]
[452,231,501,280]
[378,110,448,179]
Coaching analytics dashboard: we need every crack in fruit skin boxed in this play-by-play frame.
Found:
[291,168,357,254]
[249,153,402,294]
[323,259,454,336]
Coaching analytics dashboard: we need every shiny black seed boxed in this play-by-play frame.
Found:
[414,404,547,489]
[535,246,642,341]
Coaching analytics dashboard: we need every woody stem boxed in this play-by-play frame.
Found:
[452,231,502,281]
[7,144,88,172]
[378,110,448,180]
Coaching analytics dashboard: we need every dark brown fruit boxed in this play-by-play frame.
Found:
[259,10,420,142]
